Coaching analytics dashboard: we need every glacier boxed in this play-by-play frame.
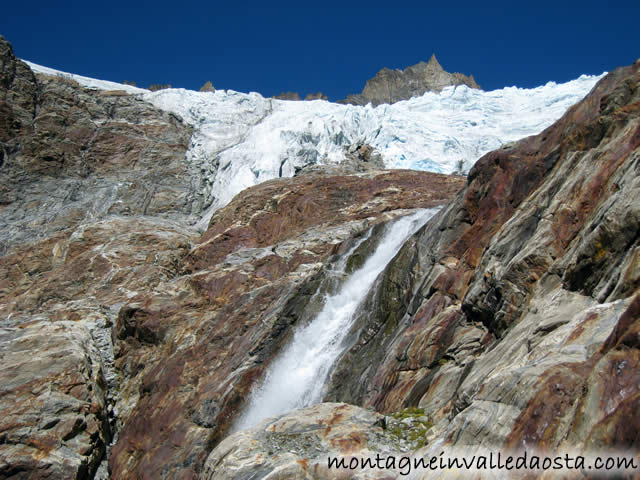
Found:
[25,60,604,228]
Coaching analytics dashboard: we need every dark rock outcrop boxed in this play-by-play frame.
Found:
[304,92,328,101]
[273,91,328,101]
[148,83,172,91]
[273,91,302,101]
[341,54,480,106]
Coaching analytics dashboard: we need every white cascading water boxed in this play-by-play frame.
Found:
[234,208,439,430]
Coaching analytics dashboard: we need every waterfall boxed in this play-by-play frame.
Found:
[234,208,438,430]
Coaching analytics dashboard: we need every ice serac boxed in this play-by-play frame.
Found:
[139,73,601,217]
[342,54,481,106]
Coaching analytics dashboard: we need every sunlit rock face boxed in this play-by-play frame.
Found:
[3,29,639,479]
[203,60,640,479]
[323,59,640,454]
[0,169,462,479]
[0,36,201,258]
[0,37,465,478]
[202,403,404,480]
[105,170,463,479]
[341,54,481,106]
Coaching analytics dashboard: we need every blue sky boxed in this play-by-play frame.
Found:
[2,1,638,100]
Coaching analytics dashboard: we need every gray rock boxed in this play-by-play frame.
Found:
[341,54,480,106]
[0,321,109,479]
[326,59,640,456]
[202,403,403,480]
[0,35,210,256]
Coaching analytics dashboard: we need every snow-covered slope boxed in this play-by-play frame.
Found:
[26,60,604,227]
[25,61,148,94]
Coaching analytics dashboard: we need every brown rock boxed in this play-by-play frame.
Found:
[304,91,328,101]
[107,169,463,479]
[273,91,302,101]
[341,54,480,106]
[148,83,172,91]
[199,81,215,92]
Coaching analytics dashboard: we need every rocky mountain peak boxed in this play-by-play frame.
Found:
[341,55,480,106]
[428,53,441,68]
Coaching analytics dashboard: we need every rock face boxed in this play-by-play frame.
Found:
[325,59,640,452]
[106,169,463,479]
[342,54,480,106]
[202,403,403,480]
[199,81,215,92]
[0,35,205,257]
[3,29,640,479]
[273,92,328,101]
[0,168,462,479]
[0,321,110,479]
[205,60,640,478]
[304,92,328,101]
[0,37,465,479]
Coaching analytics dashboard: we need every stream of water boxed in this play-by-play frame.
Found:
[234,208,438,430]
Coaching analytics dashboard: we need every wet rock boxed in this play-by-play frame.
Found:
[3,30,639,479]
[0,41,465,474]
[106,169,462,479]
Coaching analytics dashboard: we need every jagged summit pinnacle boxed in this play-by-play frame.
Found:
[341,55,480,106]
[428,53,442,69]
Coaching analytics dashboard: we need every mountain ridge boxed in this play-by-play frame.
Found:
[269,55,481,105]
[340,54,481,106]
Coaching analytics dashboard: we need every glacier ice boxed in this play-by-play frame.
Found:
[25,60,604,228]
